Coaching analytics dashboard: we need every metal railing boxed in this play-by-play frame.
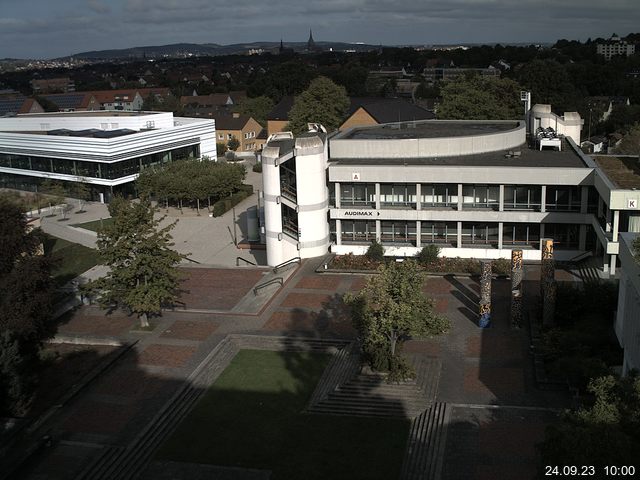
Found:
[568,251,593,263]
[273,256,301,274]
[183,256,201,264]
[253,277,283,295]
[236,257,256,266]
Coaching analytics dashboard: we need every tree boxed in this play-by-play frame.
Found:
[71,179,91,212]
[234,96,274,127]
[514,60,582,113]
[344,260,449,378]
[287,76,350,134]
[616,123,640,156]
[84,197,186,328]
[227,136,240,152]
[41,180,67,218]
[365,240,384,263]
[539,374,640,469]
[437,75,524,120]
[0,196,54,415]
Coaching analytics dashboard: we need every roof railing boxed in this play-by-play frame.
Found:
[236,257,256,266]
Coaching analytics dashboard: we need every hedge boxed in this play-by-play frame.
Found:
[212,185,254,217]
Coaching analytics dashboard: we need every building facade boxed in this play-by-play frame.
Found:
[0,111,216,202]
[597,35,636,60]
[614,233,640,375]
[262,106,640,270]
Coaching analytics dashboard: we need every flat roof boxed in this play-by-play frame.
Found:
[330,140,587,168]
[339,120,520,140]
[593,155,640,189]
[17,111,160,118]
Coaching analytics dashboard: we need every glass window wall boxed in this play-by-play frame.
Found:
[380,183,416,208]
[502,223,540,247]
[421,184,458,208]
[340,183,375,208]
[546,186,581,212]
[462,185,499,209]
[420,222,457,245]
[503,185,542,210]
[341,220,376,243]
[461,223,499,246]
[381,221,416,245]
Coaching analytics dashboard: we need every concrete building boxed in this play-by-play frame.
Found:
[597,34,636,60]
[614,233,640,375]
[0,111,216,202]
[261,105,640,271]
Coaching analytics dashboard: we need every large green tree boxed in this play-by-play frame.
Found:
[344,260,449,377]
[539,374,640,468]
[616,123,640,156]
[234,96,274,127]
[287,76,350,134]
[437,75,524,120]
[0,197,54,415]
[514,60,582,113]
[84,197,185,328]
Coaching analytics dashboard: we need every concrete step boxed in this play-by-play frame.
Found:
[400,403,450,480]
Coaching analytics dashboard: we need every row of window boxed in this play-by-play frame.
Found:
[336,220,591,250]
[336,183,597,212]
[0,145,199,180]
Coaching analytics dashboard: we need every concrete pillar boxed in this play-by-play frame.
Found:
[457,221,462,248]
[539,224,545,243]
[579,225,587,251]
[457,184,463,211]
[479,260,492,328]
[376,219,381,242]
[606,208,612,233]
[540,185,546,213]
[597,196,603,219]
[499,185,505,212]
[335,219,342,246]
[498,222,504,250]
[335,182,341,208]
[580,186,589,214]
[613,210,620,241]
[511,290,523,329]
[610,254,617,276]
[375,183,381,210]
[416,183,421,211]
[416,220,421,248]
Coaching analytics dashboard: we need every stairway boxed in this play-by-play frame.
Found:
[400,403,450,480]
[308,356,441,418]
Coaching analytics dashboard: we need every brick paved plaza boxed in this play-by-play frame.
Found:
[12,260,570,480]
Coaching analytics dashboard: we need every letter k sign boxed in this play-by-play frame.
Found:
[629,199,638,209]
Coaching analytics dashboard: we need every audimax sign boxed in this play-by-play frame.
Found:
[344,210,380,216]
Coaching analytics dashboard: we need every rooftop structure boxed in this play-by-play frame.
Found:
[0,111,216,202]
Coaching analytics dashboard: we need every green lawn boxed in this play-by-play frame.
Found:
[157,350,410,480]
[43,235,100,286]
[72,217,114,232]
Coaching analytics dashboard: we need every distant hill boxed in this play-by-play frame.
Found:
[65,41,379,60]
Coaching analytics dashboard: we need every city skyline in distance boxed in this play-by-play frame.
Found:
[1,0,639,59]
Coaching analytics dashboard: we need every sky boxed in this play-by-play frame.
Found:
[1,0,639,59]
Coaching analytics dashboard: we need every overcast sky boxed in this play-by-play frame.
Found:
[1,0,639,59]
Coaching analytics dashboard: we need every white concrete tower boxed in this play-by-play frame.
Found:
[261,126,330,267]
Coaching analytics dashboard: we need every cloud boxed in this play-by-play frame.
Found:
[88,0,111,14]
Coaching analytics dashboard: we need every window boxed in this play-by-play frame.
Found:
[218,134,224,140]
[502,223,540,247]
[421,184,458,208]
[340,183,375,207]
[546,186,581,212]
[227,133,233,140]
[462,185,499,209]
[381,221,416,245]
[543,223,579,249]
[420,222,457,245]
[461,223,499,246]
[282,204,298,239]
[503,185,542,210]
[341,220,376,243]
[380,184,416,208]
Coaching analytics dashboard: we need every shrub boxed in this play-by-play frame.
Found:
[216,142,227,155]
[416,245,440,266]
[493,257,511,275]
[365,240,384,262]
[252,162,263,173]
[212,189,251,217]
